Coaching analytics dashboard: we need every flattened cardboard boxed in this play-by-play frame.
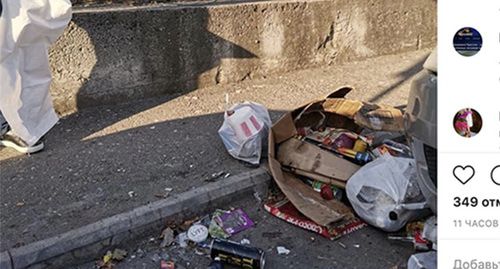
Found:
[269,158,352,226]
[287,167,346,188]
[277,137,359,181]
[264,197,367,240]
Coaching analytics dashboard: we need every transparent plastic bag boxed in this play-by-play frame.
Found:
[346,154,430,232]
[408,251,437,269]
[218,102,271,165]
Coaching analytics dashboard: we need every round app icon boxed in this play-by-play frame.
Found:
[453,108,482,138]
[453,27,482,57]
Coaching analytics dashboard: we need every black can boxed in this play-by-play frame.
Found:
[210,239,266,269]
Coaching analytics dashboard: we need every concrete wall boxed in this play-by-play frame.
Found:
[49,0,436,115]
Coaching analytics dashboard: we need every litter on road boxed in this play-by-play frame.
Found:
[276,246,290,255]
[160,227,175,248]
[97,248,128,268]
[210,238,266,269]
[93,85,436,268]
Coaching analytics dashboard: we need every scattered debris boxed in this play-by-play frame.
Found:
[206,171,231,182]
[209,210,231,239]
[209,208,254,239]
[16,202,25,207]
[276,246,290,255]
[176,232,189,248]
[253,192,262,203]
[353,244,360,248]
[97,248,127,268]
[388,221,432,251]
[111,248,127,261]
[264,197,366,240]
[155,188,173,199]
[338,242,347,249]
[211,238,266,268]
[211,171,224,178]
[187,224,209,243]
[160,260,175,269]
[160,228,175,248]
[180,217,199,231]
[217,208,254,236]
[127,191,136,198]
[240,238,250,245]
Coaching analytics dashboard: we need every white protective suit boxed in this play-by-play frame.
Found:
[0,0,72,146]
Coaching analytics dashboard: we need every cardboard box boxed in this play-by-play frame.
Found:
[268,86,404,226]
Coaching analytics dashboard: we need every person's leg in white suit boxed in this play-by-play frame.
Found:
[0,0,72,154]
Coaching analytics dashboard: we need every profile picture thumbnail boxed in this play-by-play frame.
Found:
[453,27,482,57]
[453,108,482,138]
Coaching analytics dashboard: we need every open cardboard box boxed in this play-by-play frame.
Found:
[268,86,404,226]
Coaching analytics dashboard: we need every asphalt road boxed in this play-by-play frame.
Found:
[0,49,431,252]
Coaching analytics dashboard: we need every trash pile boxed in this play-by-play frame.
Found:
[217,87,437,267]
[264,87,437,268]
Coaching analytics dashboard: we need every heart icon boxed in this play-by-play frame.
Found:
[491,165,500,186]
[453,165,475,185]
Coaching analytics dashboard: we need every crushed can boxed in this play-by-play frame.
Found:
[210,238,265,269]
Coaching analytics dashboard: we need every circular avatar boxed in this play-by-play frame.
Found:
[453,108,482,138]
[453,27,482,56]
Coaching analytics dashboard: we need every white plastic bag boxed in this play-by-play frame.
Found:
[407,251,437,269]
[218,102,271,165]
[346,154,429,232]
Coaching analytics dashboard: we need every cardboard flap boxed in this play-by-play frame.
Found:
[268,158,351,226]
[325,86,354,99]
[271,112,297,144]
[322,99,363,119]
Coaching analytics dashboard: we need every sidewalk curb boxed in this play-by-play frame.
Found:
[0,168,270,269]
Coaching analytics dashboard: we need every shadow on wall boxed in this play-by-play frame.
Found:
[57,6,256,138]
